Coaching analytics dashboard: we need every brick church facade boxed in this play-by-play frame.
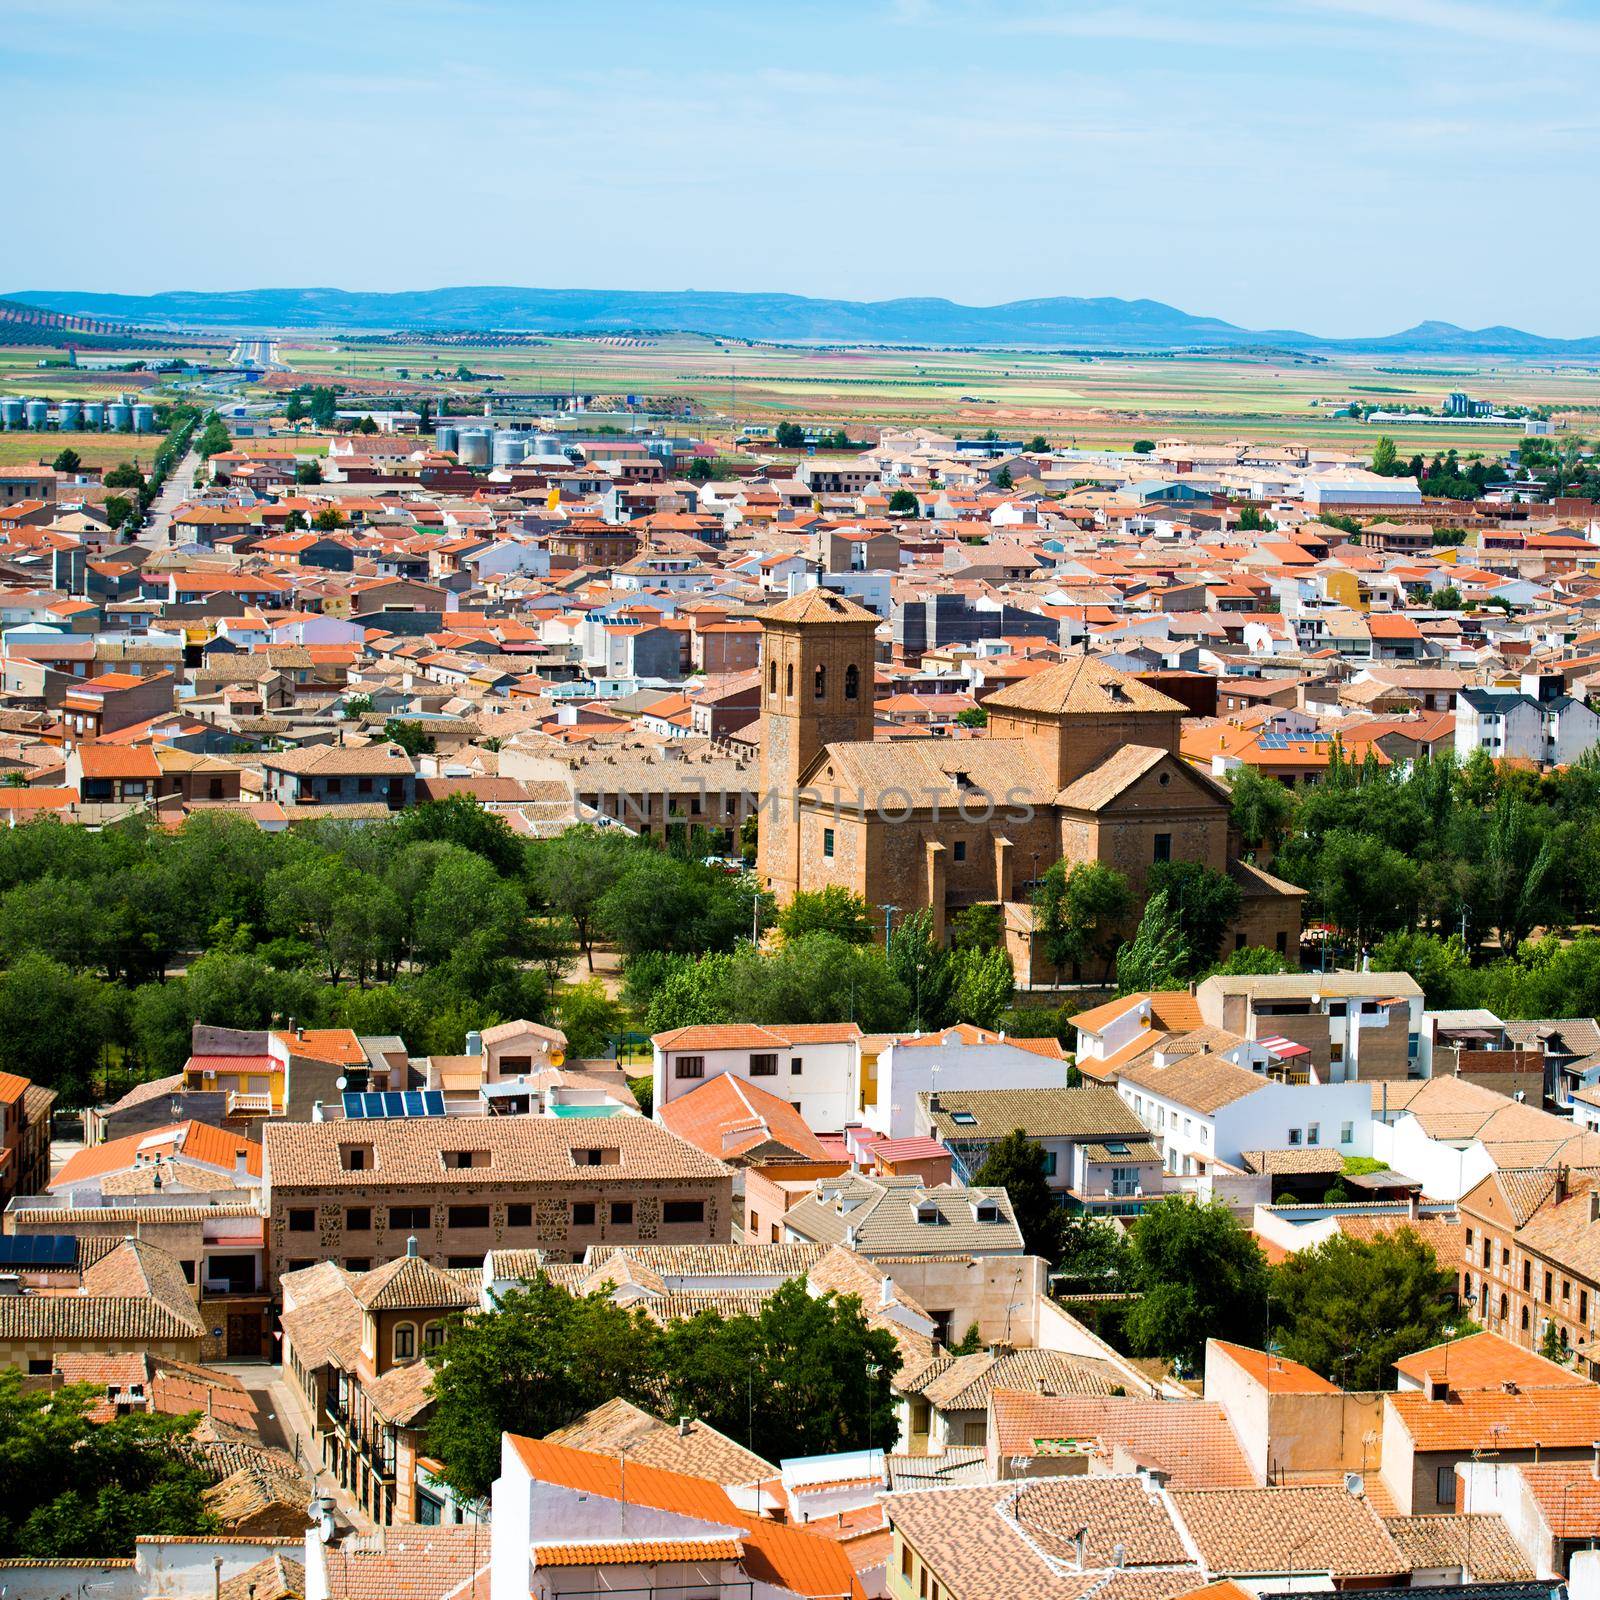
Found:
[755,587,1302,972]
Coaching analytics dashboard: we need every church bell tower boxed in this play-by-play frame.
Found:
[755,587,878,900]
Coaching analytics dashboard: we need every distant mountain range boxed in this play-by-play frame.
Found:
[10,285,1600,355]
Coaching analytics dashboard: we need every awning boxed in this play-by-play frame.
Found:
[1256,1034,1312,1060]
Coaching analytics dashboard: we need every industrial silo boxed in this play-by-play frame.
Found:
[435,424,459,455]
[82,401,106,429]
[131,403,156,433]
[108,402,133,431]
[529,433,567,460]
[0,399,23,430]
[24,399,49,429]
[492,430,528,467]
[457,429,492,467]
[57,401,83,432]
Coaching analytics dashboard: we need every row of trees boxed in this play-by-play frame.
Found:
[1231,746,1600,973]
[425,1275,901,1498]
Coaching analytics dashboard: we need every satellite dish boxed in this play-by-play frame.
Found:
[335,1076,348,1091]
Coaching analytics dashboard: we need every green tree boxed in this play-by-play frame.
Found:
[195,413,231,459]
[0,1372,218,1557]
[951,944,1014,1029]
[426,1276,667,1499]
[886,907,954,1031]
[1370,931,1473,1008]
[394,792,524,877]
[103,493,134,527]
[1055,1213,1133,1289]
[735,932,909,1031]
[1315,829,1420,945]
[643,951,739,1032]
[312,507,346,532]
[556,979,625,1058]
[774,421,805,449]
[0,952,115,1102]
[777,886,877,945]
[973,1129,1061,1260]
[1132,439,1155,454]
[384,718,435,757]
[51,447,81,473]
[1115,891,1189,995]
[956,704,988,727]
[596,851,759,958]
[660,1278,901,1461]
[1229,768,1295,856]
[1146,861,1242,974]
[1034,861,1133,979]
[103,462,145,490]
[1236,504,1276,532]
[994,466,1013,490]
[1124,1198,1270,1369]
[283,509,308,532]
[295,459,323,485]
[1206,945,1293,977]
[527,825,636,968]
[1371,435,1400,475]
[1026,435,1049,452]
[1273,1229,1458,1390]
[887,488,920,514]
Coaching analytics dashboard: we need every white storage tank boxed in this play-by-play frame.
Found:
[131,403,156,433]
[24,399,49,429]
[492,431,528,466]
[457,429,492,467]
[57,401,83,431]
[0,399,24,430]
[108,402,133,430]
[435,424,459,455]
[82,401,106,429]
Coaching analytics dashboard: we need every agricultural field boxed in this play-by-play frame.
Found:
[266,331,1600,456]
[0,431,163,471]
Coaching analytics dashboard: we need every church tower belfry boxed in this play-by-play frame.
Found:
[755,587,878,899]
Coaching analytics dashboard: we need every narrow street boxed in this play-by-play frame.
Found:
[211,1360,376,1536]
[138,440,202,549]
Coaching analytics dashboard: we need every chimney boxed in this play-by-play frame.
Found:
[1592,1441,1600,1481]
[880,1275,894,1309]
[1590,1191,1599,1225]
[312,1100,325,1122]
[927,1091,940,1114]
[235,1150,251,1181]
[406,1235,418,1257]
[465,1030,484,1058]
[1425,1372,1449,1404]
[1556,1164,1571,1205]
[678,1416,691,1438]
[1405,1190,1420,1221]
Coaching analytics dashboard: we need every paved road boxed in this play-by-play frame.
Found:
[214,1360,374,1535]
[138,441,202,550]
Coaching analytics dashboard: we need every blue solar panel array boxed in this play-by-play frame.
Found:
[1257,730,1334,750]
[0,1234,78,1267]
[342,1090,446,1120]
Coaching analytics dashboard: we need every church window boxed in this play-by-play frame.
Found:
[769,660,777,694]
[785,662,794,696]
[823,828,835,858]
[815,664,826,699]
[1153,832,1172,863]
[845,664,860,700]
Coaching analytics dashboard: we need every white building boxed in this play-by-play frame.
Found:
[1455,682,1600,767]
[866,1023,1071,1139]
[1117,1045,1373,1175]
[651,1023,862,1131]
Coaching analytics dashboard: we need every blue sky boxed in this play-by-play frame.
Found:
[6,0,1598,336]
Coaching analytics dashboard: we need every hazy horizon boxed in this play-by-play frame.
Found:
[7,0,1597,338]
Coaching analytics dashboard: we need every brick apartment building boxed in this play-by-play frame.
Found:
[261,1114,733,1289]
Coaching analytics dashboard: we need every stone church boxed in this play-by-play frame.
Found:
[755,587,1302,975]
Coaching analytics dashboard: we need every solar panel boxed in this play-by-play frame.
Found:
[0,1234,78,1267]
[341,1090,446,1120]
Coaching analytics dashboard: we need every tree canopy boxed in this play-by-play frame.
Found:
[0,1373,217,1557]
